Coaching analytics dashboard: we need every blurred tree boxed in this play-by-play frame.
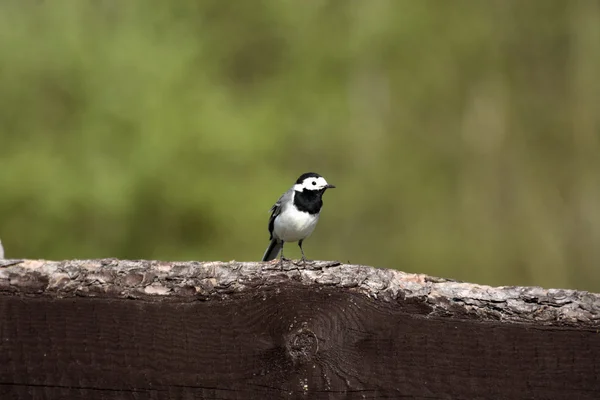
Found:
[0,0,598,291]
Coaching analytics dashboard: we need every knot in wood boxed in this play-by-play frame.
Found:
[287,328,318,362]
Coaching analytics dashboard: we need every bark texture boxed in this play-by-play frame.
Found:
[1,258,598,325]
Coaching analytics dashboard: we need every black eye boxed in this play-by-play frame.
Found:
[312,181,316,185]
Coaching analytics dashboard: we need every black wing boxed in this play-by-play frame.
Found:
[267,189,293,240]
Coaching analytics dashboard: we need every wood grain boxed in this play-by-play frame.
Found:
[1,259,599,399]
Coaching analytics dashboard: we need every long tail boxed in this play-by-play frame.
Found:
[262,239,282,261]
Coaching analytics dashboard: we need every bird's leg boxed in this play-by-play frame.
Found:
[298,240,308,264]
[278,241,288,268]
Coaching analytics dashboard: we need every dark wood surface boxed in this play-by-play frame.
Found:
[1,259,599,399]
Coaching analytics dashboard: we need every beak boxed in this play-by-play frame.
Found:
[325,184,336,189]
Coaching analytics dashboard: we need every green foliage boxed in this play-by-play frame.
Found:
[1,1,599,291]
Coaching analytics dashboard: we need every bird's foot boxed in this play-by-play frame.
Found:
[294,257,312,266]
[276,257,292,270]
[267,256,290,263]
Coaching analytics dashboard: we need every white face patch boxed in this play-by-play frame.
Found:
[294,176,330,192]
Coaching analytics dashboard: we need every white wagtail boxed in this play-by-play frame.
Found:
[262,172,335,263]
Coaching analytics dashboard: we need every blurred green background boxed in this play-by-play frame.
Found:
[1,1,599,292]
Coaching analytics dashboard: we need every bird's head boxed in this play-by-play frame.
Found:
[294,172,336,193]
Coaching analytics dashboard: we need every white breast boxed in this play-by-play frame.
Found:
[273,207,320,243]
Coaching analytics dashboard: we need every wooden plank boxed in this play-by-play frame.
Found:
[1,259,599,399]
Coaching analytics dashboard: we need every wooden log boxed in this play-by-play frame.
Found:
[1,258,599,399]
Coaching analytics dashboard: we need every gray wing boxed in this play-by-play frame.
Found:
[268,188,293,240]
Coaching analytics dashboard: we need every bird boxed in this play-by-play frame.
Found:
[262,172,336,264]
